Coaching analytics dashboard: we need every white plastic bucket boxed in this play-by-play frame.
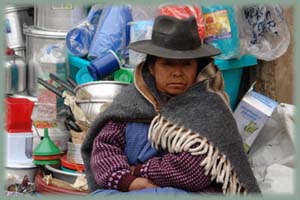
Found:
[5,132,33,165]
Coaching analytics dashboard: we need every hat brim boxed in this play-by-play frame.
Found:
[129,40,221,59]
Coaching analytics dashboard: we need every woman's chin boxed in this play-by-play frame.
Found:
[165,88,186,96]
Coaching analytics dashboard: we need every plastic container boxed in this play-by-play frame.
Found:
[5,132,33,165]
[5,97,34,133]
[61,166,77,173]
[67,142,84,164]
[76,67,94,85]
[202,5,240,59]
[61,155,85,172]
[5,163,38,187]
[87,50,122,80]
[35,170,88,195]
[44,165,85,184]
[69,54,133,85]
[214,54,257,109]
[34,4,87,31]
[113,68,134,83]
[68,54,92,84]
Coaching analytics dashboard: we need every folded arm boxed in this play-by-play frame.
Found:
[133,151,213,192]
[91,121,157,191]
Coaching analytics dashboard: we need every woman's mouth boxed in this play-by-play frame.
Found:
[167,83,186,88]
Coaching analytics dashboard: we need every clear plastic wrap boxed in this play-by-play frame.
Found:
[131,4,159,21]
[202,5,240,60]
[235,4,290,61]
[39,42,66,64]
[66,5,103,57]
[159,4,205,42]
[87,5,133,60]
[128,20,154,66]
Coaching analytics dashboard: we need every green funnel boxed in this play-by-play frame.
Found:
[33,159,60,165]
[33,128,61,156]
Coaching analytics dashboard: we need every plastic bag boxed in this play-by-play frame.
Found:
[202,5,240,60]
[128,20,154,66]
[66,5,103,57]
[235,4,290,61]
[131,5,159,21]
[159,4,205,42]
[39,42,66,64]
[88,5,133,60]
[248,103,295,193]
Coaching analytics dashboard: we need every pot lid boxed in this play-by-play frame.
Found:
[5,4,33,13]
[5,162,37,169]
[23,26,67,39]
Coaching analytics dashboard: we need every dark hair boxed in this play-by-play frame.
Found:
[197,57,212,73]
[145,55,212,74]
[145,55,157,67]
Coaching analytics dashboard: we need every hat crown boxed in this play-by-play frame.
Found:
[152,15,201,50]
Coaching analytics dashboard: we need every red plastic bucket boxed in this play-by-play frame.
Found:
[6,97,34,133]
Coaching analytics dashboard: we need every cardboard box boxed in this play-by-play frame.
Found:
[233,90,278,152]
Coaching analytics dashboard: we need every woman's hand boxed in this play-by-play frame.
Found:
[130,165,135,175]
[128,177,158,191]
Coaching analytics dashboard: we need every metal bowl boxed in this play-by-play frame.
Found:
[45,164,85,184]
[5,163,38,185]
[75,100,111,123]
[74,81,129,101]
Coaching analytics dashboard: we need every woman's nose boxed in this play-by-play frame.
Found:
[171,66,184,77]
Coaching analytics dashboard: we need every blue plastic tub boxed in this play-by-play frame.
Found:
[68,53,91,84]
[68,54,134,84]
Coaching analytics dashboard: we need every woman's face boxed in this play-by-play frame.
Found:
[150,58,198,96]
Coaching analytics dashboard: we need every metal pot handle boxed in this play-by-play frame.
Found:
[49,73,75,95]
[37,78,63,98]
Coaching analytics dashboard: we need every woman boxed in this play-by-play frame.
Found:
[81,15,261,195]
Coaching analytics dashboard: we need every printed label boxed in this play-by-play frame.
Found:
[33,120,57,129]
[11,63,19,92]
[204,10,231,42]
[52,3,73,10]
[5,19,11,33]
[234,90,278,152]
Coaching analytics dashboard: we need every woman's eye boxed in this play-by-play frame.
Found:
[183,62,193,67]
[162,61,172,66]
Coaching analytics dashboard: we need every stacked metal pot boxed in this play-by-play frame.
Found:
[4,5,33,95]
[5,4,34,59]
[22,4,88,163]
[24,3,87,96]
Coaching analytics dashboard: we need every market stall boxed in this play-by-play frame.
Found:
[4,2,295,196]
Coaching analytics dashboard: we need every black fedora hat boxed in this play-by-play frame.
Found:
[129,15,221,59]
